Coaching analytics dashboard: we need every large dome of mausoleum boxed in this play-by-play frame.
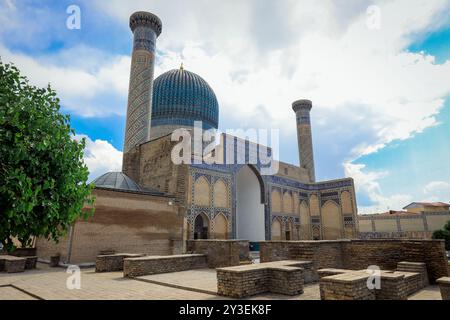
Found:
[150,67,219,138]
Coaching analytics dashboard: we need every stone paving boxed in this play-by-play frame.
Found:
[137,268,218,294]
[136,268,321,300]
[0,263,442,300]
[0,285,37,300]
[0,263,221,300]
[408,285,442,300]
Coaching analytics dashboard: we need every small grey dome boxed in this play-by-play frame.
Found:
[92,172,164,195]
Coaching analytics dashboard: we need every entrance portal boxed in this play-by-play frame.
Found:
[236,166,265,242]
[194,213,209,239]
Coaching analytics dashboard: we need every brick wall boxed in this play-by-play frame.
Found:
[359,231,434,239]
[123,254,207,277]
[187,240,249,268]
[260,240,344,270]
[217,265,304,298]
[358,211,450,236]
[342,240,448,282]
[437,277,450,300]
[36,189,183,264]
[397,262,429,288]
[320,274,375,300]
[95,253,145,272]
[10,248,37,257]
[260,239,448,282]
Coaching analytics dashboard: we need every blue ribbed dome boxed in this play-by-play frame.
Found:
[151,68,219,130]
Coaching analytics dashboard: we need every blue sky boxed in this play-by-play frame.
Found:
[1,0,449,214]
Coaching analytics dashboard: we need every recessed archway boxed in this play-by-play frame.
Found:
[321,201,342,240]
[194,213,209,239]
[212,213,228,239]
[236,165,266,242]
[271,218,282,240]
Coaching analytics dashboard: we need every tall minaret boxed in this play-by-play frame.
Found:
[123,11,162,154]
[292,99,316,182]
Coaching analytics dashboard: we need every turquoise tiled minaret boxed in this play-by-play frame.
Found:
[293,99,316,182]
[123,11,162,153]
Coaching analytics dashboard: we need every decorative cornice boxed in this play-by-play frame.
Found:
[130,11,162,36]
[292,99,312,113]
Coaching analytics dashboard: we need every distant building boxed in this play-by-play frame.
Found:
[403,202,450,214]
[358,202,450,239]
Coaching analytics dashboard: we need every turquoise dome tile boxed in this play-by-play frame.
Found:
[151,68,219,129]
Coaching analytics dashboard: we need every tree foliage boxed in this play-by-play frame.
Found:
[0,61,94,252]
[432,221,450,251]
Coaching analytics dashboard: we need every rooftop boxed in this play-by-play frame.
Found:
[92,172,168,197]
[403,202,450,209]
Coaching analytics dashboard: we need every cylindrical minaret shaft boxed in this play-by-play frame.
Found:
[293,99,316,182]
[123,11,162,154]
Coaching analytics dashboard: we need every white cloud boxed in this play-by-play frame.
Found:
[344,162,413,214]
[3,0,450,149]
[74,134,123,181]
[1,0,450,212]
[423,181,450,202]
[95,0,450,157]
[0,45,130,117]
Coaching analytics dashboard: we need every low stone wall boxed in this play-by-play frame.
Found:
[217,261,305,298]
[401,272,422,297]
[437,277,450,300]
[342,239,447,282]
[95,253,145,272]
[123,254,207,277]
[320,273,375,300]
[260,239,448,282]
[376,272,408,300]
[359,231,433,239]
[260,240,344,270]
[186,240,249,268]
[319,268,423,300]
[317,268,351,278]
[36,188,182,264]
[237,241,250,261]
[217,268,269,298]
[0,255,26,273]
[10,248,37,257]
[24,256,37,270]
[397,261,429,288]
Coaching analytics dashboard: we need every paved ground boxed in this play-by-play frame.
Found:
[137,269,218,294]
[408,285,442,300]
[0,264,222,300]
[0,285,38,300]
[0,263,442,300]
[136,268,321,300]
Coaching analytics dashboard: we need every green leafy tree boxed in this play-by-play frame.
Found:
[432,220,450,251]
[0,61,94,253]
[444,220,450,232]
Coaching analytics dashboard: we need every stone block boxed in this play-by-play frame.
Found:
[186,240,249,268]
[217,260,306,298]
[397,261,429,288]
[375,272,408,300]
[320,272,375,300]
[259,239,448,283]
[318,268,352,278]
[95,253,145,272]
[123,254,207,277]
[24,256,38,270]
[437,277,450,300]
[0,255,26,273]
